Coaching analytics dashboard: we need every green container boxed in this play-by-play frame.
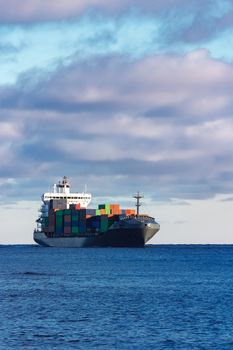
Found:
[72,227,79,234]
[100,218,109,232]
[56,210,63,216]
[98,204,111,210]
[56,216,63,227]
[72,215,79,221]
[96,209,101,216]
[63,209,71,215]
[105,209,111,215]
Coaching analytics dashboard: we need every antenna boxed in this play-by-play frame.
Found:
[133,191,144,216]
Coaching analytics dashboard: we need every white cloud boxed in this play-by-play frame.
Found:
[0,121,22,138]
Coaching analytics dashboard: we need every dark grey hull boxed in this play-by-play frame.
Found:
[34,222,160,248]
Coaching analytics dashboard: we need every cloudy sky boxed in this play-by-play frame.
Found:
[0,0,233,244]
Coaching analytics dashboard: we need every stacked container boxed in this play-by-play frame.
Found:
[48,209,55,234]
[45,199,136,237]
[86,209,96,216]
[87,215,100,230]
[79,209,86,233]
[63,209,72,235]
[110,204,121,215]
[122,209,136,216]
[50,199,68,210]
[98,204,111,215]
[55,210,63,236]
[70,203,81,210]
[71,210,79,235]
[100,215,109,232]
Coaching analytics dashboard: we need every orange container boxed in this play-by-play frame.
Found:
[125,209,136,215]
[110,204,121,215]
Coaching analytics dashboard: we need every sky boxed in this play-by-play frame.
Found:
[0,0,233,244]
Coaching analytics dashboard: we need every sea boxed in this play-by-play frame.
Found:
[0,245,233,350]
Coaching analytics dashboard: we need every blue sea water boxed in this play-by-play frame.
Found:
[0,245,233,350]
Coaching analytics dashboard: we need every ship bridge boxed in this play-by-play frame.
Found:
[42,176,91,208]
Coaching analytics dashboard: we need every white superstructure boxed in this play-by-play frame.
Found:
[40,177,92,220]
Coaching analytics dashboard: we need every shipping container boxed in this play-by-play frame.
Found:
[48,215,55,225]
[55,215,63,228]
[64,215,71,223]
[64,227,71,235]
[70,203,81,210]
[100,215,109,232]
[72,220,79,227]
[79,209,87,226]
[71,227,79,235]
[71,209,79,216]
[63,209,72,215]
[86,208,96,216]
[48,225,55,232]
[98,204,111,211]
[64,222,71,227]
[50,199,68,210]
[124,209,136,216]
[55,227,63,236]
[79,224,86,233]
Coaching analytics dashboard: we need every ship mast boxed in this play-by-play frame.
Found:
[133,192,144,216]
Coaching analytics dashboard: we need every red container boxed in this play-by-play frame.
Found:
[64,215,71,223]
[64,227,71,235]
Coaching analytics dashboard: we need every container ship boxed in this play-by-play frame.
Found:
[33,177,160,247]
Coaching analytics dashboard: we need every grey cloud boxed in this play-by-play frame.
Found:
[0,0,232,49]
[220,197,233,202]
[0,52,233,202]
[0,0,228,22]
[0,43,21,55]
[2,51,233,121]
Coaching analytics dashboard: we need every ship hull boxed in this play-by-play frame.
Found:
[34,223,160,248]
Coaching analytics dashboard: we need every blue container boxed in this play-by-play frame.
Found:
[55,228,63,236]
[72,220,78,226]
[86,209,96,216]
[79,225,86,233]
